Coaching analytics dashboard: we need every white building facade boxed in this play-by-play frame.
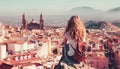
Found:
[0,44,6,60]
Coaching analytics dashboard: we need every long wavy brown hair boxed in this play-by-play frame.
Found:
[64,15,86,42]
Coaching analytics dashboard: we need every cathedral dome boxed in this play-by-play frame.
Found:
[27,22,40,30]
[30,19,36,24]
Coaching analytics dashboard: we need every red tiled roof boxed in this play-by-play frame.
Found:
[5,52,41,64]
[33,63,42,66]
[16,40,27,44]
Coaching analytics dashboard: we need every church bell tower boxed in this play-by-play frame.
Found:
[22,13,27,29]
[39,12,44,30]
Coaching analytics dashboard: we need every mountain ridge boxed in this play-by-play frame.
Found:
[108,7,120,12]
[70,6,120,13]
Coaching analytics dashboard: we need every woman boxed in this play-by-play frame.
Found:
[62,15,86,57]
[59,16,86,69]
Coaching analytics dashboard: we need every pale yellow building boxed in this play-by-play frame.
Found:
[0,44,6,60]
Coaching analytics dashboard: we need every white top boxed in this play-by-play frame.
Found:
[65,31,86,56]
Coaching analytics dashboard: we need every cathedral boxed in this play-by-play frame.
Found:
[21,13,44,30]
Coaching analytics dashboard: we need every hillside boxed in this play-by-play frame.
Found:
[112,20,120,27]
[85,21,120,31]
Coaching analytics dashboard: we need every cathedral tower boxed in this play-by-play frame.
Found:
[22,13,27,29]
[39,13,44,30]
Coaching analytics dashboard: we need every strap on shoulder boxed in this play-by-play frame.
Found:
[70,44,76,51]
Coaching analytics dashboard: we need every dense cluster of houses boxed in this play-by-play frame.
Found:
[0,23,120,69]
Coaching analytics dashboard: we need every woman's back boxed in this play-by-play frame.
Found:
[65,31,77,56]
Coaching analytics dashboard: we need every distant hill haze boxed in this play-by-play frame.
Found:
[1,6,120,27]
[70,6,101,15]
[69,6,120,23]
[70,6,120,13]
[108,7,120,12]
[71,6,98,12]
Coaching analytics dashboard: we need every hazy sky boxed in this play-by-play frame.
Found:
[0,0,120,15]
